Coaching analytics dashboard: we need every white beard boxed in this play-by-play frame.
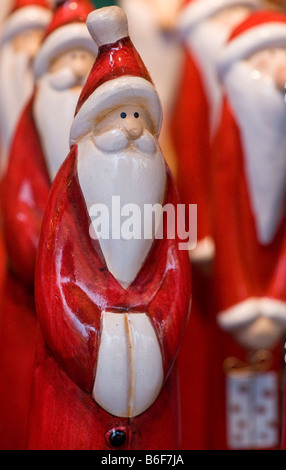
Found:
[185,20,234,138]
[34,69,83,182]
[77,132,167,289]
[0,42,34,175]
[224,62,286,245]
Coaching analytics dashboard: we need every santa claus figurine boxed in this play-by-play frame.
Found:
[0,0,52,178]
[27,6,192,450]
[210,10,286,450]
[0,0,96,451]
[118,0,185,177]
[171,0,260,450]
[172,0,260,264]
[3,0,97,290]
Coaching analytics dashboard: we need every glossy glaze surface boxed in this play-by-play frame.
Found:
[28,6,192,450]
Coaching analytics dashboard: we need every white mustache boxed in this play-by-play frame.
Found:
[47,67,87,91]
[93,128,157,155]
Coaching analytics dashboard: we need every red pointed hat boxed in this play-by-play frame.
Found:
[11,0,51,8]
[70,6,162,145]
[218,10,286,79]
[178,0,260,35]
[34,0,98,78]
[1,0,52,45]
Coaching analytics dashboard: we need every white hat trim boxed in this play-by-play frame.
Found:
[178,0,259,36]
[70,75,162,145]
[34,23,98,78]
[0,6,52,45]
[218,297,286,331]
[218,22,286,79]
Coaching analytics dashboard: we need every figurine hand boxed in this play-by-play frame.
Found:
[232,316,284,351]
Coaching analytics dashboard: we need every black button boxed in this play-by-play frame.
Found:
[109,429,126,448]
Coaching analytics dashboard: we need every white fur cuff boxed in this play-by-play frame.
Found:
[218,297,286,330]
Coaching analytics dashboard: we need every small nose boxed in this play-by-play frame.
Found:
[274,64,286,93]
[123,117,143,140]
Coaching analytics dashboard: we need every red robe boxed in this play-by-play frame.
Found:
[27,144,192,450]
[171,46,214,451]
[171,50,212,248]
[0,272,38,450]
[3,95,51,290]
[212,102,286,312]
[0,96,50,449]
[208,100,286,450]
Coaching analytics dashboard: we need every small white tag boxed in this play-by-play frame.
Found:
[226,371,279,449]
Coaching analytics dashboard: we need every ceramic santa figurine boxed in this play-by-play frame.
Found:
[209,10,286,450]
[3,0,97,290]
[0,0,96,451]
[118,0,185,177]
[0,0,52,178]
[172,0,260,264]
[27,6,192,450]
[171,0,260,450]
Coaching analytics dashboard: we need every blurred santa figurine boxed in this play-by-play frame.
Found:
[172,0,260,264]
[0,0,96,451]
[172,0,260,450]
[210,10,286,450]
[0,0,52,178]
[3,0,97,290]
[118,0,185,177]
[27,6,191,450]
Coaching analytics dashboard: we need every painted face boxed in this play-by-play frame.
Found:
[12,28,44,60]
[93,104,154,139]
[92,105,157,156]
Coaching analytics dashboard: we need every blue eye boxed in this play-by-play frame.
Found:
[120,112,127,119]
[134,112,139,118]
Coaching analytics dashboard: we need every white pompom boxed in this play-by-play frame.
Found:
[86,6,129,47]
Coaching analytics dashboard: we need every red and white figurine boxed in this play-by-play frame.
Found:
[27,6,192,450]
[3,0,97,289]
[0,0,52,178]
[0,0,95,451]
[172,0,260,450]
[210,10,286,450]
[172,0,260,263]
